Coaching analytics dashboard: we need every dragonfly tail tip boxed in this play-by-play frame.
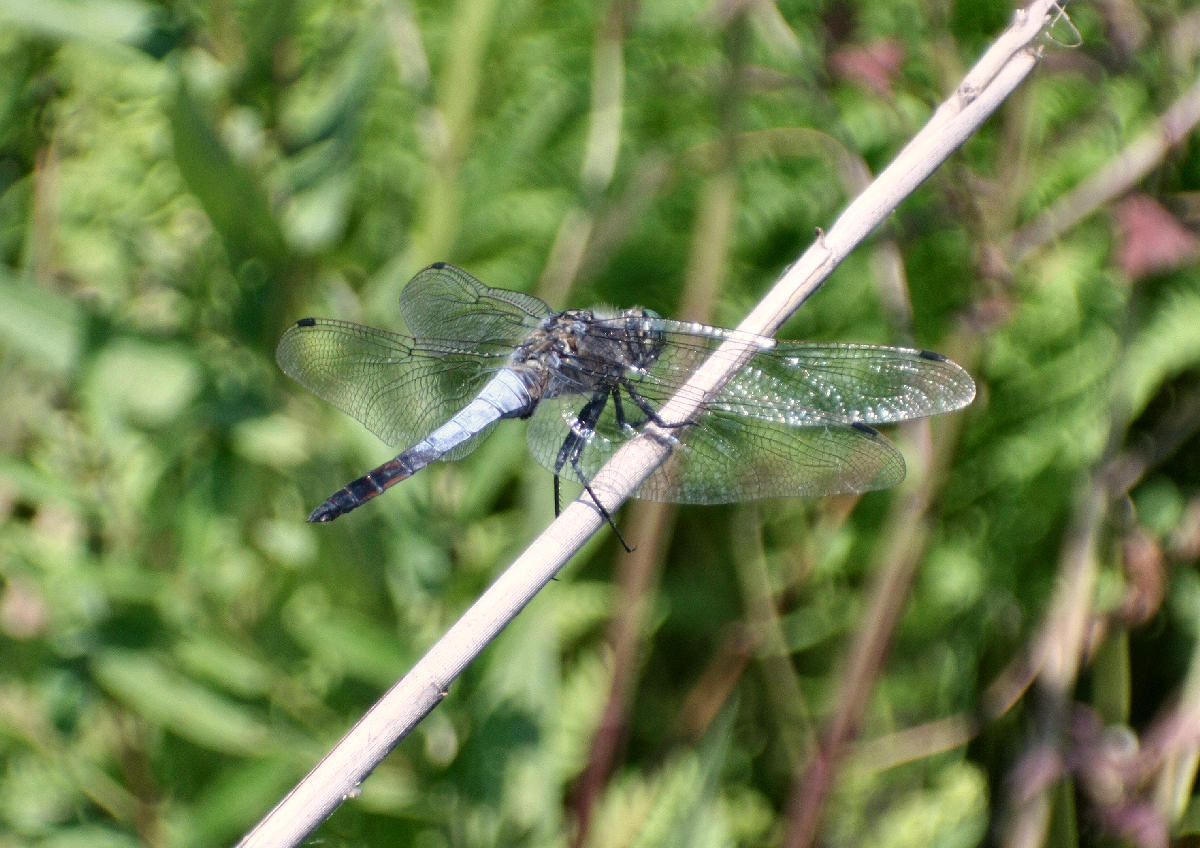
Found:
[306,502,341,522]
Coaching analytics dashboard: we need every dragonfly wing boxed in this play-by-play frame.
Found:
[524,392,905,503]
[732,341,976,424]
[596,318,974,426]
[276,318,505,455]
[399,262,552,345]
[523,315,973,503]
[644,413,906,502]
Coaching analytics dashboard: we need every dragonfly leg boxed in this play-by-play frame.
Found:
[576,476,633,553]
[553,391,634,553]
[620,380,696,430]
[552,392,607,515]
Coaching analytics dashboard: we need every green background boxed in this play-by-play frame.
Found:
[2,0,1199,846]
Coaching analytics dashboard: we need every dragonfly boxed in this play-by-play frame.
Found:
[277,262,975,528]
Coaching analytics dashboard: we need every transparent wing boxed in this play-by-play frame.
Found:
[728,340,976,424]
[276,318,508,455]
[610,319,976,425]
[277,265,552,456]
[524,316,974,502]
[527,394,906,503]
[399,262,552,344]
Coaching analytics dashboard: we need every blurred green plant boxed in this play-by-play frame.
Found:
[0,0,1198,847]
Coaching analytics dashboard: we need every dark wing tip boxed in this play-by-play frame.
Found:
[430,260,448,270]
[851,420,882,437]
[919,349,977,410]
[295,317,317,328]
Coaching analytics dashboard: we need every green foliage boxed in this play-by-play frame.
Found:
[1,0,1199,846]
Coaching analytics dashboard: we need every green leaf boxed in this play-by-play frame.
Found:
[168,78,286,270]
[0,0,154,45]
[0,269,83,374]
[1124,286,1200,417]
[91,650,275,756]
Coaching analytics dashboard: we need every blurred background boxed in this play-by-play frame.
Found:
[2,0,1200,846]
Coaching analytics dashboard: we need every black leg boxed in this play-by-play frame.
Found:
[620,380,694,429]
[609,386,635,431]
[553,392,608,515]
[554,391,634,553]
[576,475,634,553]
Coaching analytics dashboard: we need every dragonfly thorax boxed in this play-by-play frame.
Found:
[508,307,666,402]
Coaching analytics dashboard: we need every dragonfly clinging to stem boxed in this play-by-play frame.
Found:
[277,262,975,530]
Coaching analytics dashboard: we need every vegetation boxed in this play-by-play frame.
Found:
[1,0,1198,846]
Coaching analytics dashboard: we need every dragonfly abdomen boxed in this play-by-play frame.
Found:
[306,368,536,522]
